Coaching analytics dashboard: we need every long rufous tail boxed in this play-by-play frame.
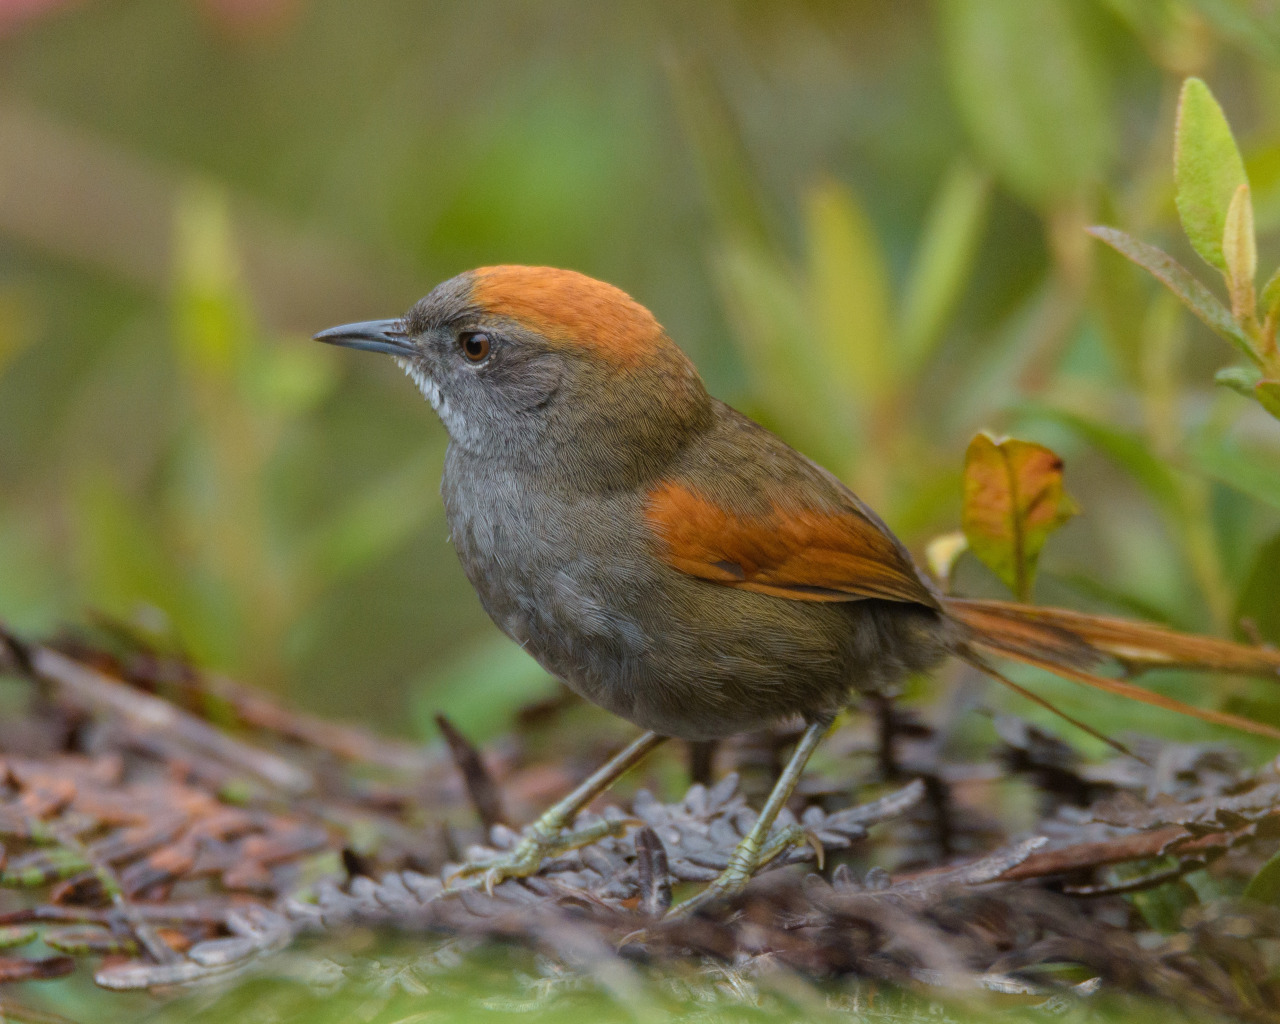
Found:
[944,597,1280,741]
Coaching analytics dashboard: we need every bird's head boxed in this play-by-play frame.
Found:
[315,266,711,481]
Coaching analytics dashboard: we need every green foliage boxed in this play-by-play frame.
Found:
[898,162,991,373]
[0,1,1278,771]
[1091,75,1280,425]
[1262,266,1280,321]
[1255,378,1280,417]
[1174,78,1249,274]
[938,0,1111,207]
[1237,531,1280,644]
[135,938,1224,1024]
[806,178,893,405]
[658,21,1280,755]
[675,59,990,510]
[1087,226,1256,362]
[1245,847,1280,904]
[1,3,1280,1017]
[961,432,1079,601]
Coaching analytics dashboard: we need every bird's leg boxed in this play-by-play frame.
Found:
[666,718,830,919]
[449,730,667,891]
[872,693,901,780]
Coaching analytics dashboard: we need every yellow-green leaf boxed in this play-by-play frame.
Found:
[1215,365,1261,398]
[1245,848,1280,905]
[1188,426,1280,509]
[172,183,252,379]
[1255,380,1280,420]
[805,178,892,403]
[1087,226,1260,365]
[1236,531,1280,647]
[961,433,1079,601]
[664,52,774,251]
[1222,182,1257,321]
[306,448,445,584]
[925,531,969,592]
[712,243,839,464]
[1262,265,1280,323]
[0,291,35,380]
[899,162,991,373]
[938,0,1111,207]
[1174,78,1248,273]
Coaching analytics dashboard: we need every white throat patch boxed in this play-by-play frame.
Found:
[396,357,476,446]
[397,358,443,412]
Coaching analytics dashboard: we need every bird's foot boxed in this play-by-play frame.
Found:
[664,822,816,919]
[447,817,628,894]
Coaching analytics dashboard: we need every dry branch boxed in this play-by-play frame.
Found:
[2,620,1280,1021]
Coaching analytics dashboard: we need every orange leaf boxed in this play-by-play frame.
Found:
[961,433,1078,601]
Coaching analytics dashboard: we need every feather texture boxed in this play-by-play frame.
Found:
[644,478,939,607]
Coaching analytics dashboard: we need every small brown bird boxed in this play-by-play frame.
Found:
[317,266,1280,913]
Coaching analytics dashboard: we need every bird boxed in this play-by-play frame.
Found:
[315,265,1280,914]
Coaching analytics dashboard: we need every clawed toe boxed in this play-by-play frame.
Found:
[446,846,542,894]
[446,817,631,893]
[664,822,813,920]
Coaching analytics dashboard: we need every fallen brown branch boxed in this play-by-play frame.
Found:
[1,629,311,795]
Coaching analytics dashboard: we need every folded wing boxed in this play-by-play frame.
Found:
[643,478,939,608]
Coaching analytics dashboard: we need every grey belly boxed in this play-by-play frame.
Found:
[443,473,947,739]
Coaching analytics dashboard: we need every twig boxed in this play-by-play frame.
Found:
[42,820,178,965]
[4,630,312,796]
[141,658,433,773]
[997,820,1258,882]
[435,715,506,829]
[634,827,671,917]
[686,741,716,787]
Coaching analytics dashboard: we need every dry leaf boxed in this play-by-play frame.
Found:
[961,432,1079,600]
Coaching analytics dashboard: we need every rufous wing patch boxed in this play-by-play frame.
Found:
[644,480,938,607]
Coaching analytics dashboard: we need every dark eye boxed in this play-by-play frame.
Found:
[460,331,491,363]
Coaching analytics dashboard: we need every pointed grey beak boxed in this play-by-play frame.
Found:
[313,319,416,357]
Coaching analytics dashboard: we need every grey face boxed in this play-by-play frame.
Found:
[316,271,715,487]
[313,274,568,461]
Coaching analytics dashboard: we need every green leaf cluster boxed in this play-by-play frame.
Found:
[1092,78,1280,420]
[667,14,1280,763]
[1,0,1280,771]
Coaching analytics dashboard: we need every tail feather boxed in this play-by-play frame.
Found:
[961,651,1140,759]
[945,597,1280,742]
[947,597,1280,675]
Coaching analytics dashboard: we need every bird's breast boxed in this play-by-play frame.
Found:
[437,448,952,739]
[441,451,660,707]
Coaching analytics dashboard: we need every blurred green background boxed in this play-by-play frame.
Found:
[1,0,1279,745]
